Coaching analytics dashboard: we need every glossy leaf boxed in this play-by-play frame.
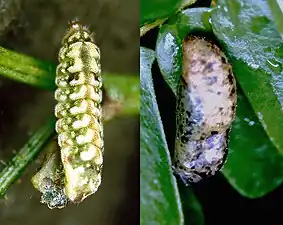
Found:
[211,0,283,154]
[178,183,204,225]
[156,25,182,95]
[140,0,197,26]
[222,88,283,198]
[140,47,184,225]
[141,0,182,26]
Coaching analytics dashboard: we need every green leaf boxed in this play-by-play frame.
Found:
[222,88,283,198]
[140,0,197,26]
[156,25,182,95]
[156,8,213,95]
[211,0,283,154]
[178,183,204,225]
[173,7,213,34]
[141,0,182,26]
[140,47,184,225]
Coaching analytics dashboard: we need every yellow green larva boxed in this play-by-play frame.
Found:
[173,36,237,184]
[55,21,104,203]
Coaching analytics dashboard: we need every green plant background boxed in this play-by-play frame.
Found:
[0,0,139,224]
[140,0,283,224]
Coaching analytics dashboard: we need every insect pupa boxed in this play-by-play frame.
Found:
[173,36,237,184]
[55,21,104,203]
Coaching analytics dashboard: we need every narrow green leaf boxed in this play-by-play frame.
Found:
[211,0,283,153]
[0,118,56,196]
[0,46,56,90]
[140,47,184,225]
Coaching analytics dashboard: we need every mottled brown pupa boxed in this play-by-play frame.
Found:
[174,36,237,184]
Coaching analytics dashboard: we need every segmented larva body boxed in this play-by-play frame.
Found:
[55,21,104,203]
[174,36,237,184]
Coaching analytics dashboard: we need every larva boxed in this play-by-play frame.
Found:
[55,21,104,203]
[173,36,237,184]
[32,91,113,208]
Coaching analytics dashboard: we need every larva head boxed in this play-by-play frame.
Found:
[62,21,94,45]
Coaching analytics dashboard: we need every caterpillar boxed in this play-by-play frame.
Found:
[173,36,237,184]
[32,91,115,209]
[55,21,104,203]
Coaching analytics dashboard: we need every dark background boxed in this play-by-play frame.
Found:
[0,0,139,224]
[141,0,283,224]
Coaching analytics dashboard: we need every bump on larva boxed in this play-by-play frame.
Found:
[55,21,104,203]
[173,36,237,184]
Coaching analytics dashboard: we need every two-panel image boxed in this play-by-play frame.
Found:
[0,0,281,224]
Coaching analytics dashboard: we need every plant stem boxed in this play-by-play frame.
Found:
[0,118,56,196]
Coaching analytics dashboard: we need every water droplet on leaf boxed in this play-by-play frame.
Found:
[266,58,282,73]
